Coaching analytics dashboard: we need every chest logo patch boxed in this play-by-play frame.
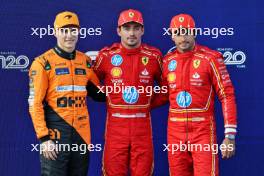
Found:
[167,73,176,83]
[193,59,201,69]
[176,91,192,108]
[192,72,200,79]
[122,87,139,104]
[55,68,70,75]
[141,68,149,76]
[111,54,123,66]
[168,60,177,71]
[75,68,86,75]
[141,56,149,66]
[111,67,122,78]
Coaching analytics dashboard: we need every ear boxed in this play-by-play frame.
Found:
[141,26,144,35]
[54,28,58,38]
[117,27,121,37]
[171,34,174,41]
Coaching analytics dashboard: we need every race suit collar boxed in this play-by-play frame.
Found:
[53,45,76,60]
[120,43,141,55]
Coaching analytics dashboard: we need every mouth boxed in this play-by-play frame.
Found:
[65,39,75,43]
[128,37,137,40]
[179,41,189,46]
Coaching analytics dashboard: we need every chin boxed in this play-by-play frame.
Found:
[128,41,139,46]
[65,43,76,48]
[180,44,190,50]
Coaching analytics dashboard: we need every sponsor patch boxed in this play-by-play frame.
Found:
[111,79,123,84]
[75,68,86,75]
[55,63,66,66]
[176,91,192,108]
[141,56,149,65]
[111,67,122,78]
[193,59,201,69]
[55,68,70,75]
[168,60,177,71]
[169,84,176,89]
[56,85,86,92]
[111,54,123,66]
[140,79,149,84]
[31,70,37,76]
[167,73,176,83]
[141,68,149,76]
[122,87,139,104]
[192,72,200,79]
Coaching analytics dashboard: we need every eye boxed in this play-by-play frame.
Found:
[134,25,140,30]
[71,28,78,35]
[173,29,180,36]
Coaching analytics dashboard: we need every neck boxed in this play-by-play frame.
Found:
[53,45,76,60]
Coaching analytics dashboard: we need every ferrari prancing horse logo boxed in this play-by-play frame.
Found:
[193,59,201,69]
[141,56,149,66]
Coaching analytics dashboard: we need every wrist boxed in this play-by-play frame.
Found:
[39,135,50,143]
[225,134,236,140]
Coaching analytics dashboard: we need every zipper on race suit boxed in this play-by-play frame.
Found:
[181,57,191,143]
[70,60,75,126]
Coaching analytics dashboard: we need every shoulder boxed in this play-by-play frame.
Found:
[76,50,91,61]
[196,44,223,62]
[141,44,162,58]
[32,49,54,69]
[163,50,177,63]
[98,43,121,56]
[76,50,92,68]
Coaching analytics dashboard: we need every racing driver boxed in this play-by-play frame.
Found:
[94,9,164,176]
[163,14,238,176]
[28,11,105,175]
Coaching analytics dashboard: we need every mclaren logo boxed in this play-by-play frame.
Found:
[64,15,72,19]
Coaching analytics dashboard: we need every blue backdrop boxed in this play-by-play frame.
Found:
[0,0,263,175]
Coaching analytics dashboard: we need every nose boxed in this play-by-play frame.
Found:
[128,29,135,36]
[178,35,186,42]
[65,31,72,38]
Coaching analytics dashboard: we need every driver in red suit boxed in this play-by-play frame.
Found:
[163,14,238,176]
[94,9,165,176]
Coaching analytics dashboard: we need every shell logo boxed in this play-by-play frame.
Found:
[167,73,176,83]
[111,67,122,78]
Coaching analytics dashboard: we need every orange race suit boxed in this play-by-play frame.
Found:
[28,45,105,175]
